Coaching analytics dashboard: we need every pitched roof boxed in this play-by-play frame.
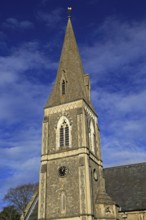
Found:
[45,17,93,109]
[104,162,146,211]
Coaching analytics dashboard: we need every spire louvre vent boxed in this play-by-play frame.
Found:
[62,80,66,95]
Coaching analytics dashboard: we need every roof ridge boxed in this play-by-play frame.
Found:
[104,161,146,169]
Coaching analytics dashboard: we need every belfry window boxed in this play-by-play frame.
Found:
[56,116,71,149]
[62,80,65,95]
[60,120,69,147]
[59,122,69,147]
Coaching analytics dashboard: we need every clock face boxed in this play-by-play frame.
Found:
[58,166,68,177]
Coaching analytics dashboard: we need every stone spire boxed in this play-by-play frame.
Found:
[45,17,92,108]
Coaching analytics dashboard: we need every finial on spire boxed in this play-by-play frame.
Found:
[67,6,72,18]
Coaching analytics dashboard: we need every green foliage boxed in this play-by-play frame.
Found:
[3,183,38,214]
[0,206,20,220]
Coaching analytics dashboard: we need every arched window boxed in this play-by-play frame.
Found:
[56,116,71,149]
[61,192,66,213]
[89,121,95,153]
[62,80,65,95]
[59,122,69,147]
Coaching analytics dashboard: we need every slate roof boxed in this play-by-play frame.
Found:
[24,162,146,220]
[104,162,146,212]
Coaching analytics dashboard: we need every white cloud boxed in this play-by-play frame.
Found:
[92,89,146,117]
[81,18,146,89]
[116,91,146,114]
[102,138,146,167]
[80,18,146,167]
[0,124,41,205]
[0,42,57,123]
[0,156,40,207]
[91,87,146,166]
[2,18,34,29]
[0,41,56,204]
[37,8,64,28]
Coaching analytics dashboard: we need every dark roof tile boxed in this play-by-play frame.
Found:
[104,162,146,211]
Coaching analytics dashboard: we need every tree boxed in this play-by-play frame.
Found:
[0,206,20,220]
[3,183,38,214]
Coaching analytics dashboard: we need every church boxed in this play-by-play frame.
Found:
[20,14,146,220]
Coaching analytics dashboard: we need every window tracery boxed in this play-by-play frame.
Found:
[59,120,69,147]
[56,116,71,149]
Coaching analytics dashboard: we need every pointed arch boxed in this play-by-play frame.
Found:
[89,120,95,153]
[56,116,72,149]
[60,73,67,96]
[61,191,66,213]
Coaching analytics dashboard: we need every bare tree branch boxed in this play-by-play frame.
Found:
[3,183,38,214]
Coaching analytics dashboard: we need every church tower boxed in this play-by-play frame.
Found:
[38,16,119,220]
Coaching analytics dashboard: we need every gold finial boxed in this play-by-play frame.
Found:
[67,6,72,18]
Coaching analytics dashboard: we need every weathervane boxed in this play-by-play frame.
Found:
[68,6,72,17]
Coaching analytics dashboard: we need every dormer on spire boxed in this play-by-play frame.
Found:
[45,16,93,109]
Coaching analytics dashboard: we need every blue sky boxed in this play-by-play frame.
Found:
[0,0,146,210]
